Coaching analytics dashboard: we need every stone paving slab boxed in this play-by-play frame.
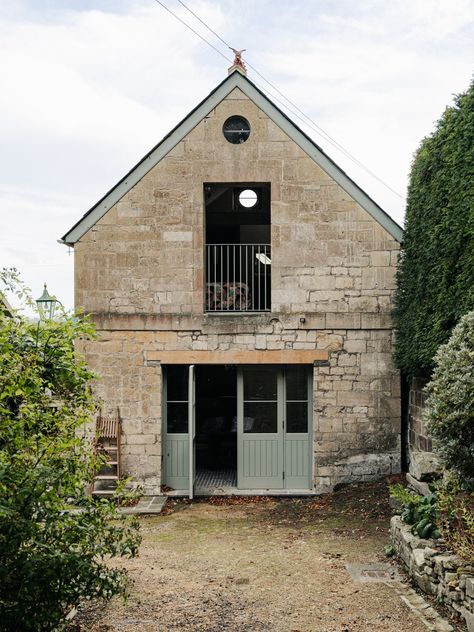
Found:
[119,495,167,515]
[346,562,401,582]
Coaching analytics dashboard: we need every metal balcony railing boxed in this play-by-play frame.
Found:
[205,244,271,312]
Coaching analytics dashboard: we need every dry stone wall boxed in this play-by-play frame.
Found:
[391,516,474,631]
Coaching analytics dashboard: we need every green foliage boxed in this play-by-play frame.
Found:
[389,484,440,539]
[384,543,395,557]
[437,475,474,562]
[0,270,141,631]
[423,310,474,484]
[393,80,474,378]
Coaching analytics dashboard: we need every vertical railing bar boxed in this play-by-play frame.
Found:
[220,244,223,312]
[239,244,242,311]
[213,245,216,311]
[254,244,256,312]
[233,245,236,311]
[252,245,255,311]
[258,245,261,311]
[245,245,248,311]
[227,244,229,311]
[263,246,268,310]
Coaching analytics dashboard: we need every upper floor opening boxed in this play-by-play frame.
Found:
[204,183,271,313]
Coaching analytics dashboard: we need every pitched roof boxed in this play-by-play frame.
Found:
[61,70,403,245]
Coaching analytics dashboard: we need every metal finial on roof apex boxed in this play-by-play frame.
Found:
[228,47,247,75]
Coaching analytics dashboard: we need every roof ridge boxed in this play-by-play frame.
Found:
[60,70,403,245]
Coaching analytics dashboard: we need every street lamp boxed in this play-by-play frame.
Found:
[36,283,59,319]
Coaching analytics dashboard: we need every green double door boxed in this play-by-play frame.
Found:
[237,366,312,489]
[163,365,312,496]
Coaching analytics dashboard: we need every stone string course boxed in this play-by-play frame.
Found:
[391,515,474,631]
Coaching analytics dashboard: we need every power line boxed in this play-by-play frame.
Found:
[151,0,232,64]
[175,0,403,200]
[154,0,404,199]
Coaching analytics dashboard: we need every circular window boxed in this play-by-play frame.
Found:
[239,189,258,208]
[223,116,251,144]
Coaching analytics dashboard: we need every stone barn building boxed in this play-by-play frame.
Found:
[61,65,403,497]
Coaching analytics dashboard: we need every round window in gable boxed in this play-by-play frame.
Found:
[223,116,251,144]
[238,189,258,208]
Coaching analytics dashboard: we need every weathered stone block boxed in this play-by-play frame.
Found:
[325,313,361,329]
[409,450,442,482]
[336,391,372,406]
[462,608,474,632]
[467,578,474,599]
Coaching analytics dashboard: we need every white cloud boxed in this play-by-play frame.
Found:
[0,0,473,310]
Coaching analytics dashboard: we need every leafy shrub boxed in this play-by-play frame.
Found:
[393,79,474,378]
[0,270,141,631]
[424,310,474,484]
[390,484,440,539]
[437,475,474,562]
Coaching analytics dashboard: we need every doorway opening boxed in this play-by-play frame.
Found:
[195,365,237,493]
[162,364,313,495]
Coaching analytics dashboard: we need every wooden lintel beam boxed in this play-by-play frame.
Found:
[145,349,329,365]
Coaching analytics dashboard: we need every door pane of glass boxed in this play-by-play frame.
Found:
[167,365,188,401]
[286,366,308,400]
[243,367,277,400]
[167,402,188,433]
[243,402,277,433]
[286,402,308,433]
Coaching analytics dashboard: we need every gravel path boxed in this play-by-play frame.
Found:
[76,481,460,631]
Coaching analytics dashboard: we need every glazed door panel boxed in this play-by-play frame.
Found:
[163,365,193,492]
[284,367,312,489]
[237,367,284,489]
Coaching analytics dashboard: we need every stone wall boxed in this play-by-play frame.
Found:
[407,377,442,484]
[391,516,474,631]
[82,313,400,494]
[74,85,402,493]
[74,87,400,317]
[409,377,431,452]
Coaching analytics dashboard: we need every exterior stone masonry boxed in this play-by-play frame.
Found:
[391,516,474,631]
[409,377,432,452]
[73,84,402,494]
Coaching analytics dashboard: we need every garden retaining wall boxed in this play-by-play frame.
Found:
[391,515,474,631]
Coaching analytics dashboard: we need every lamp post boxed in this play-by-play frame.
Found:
[36,283,59,319]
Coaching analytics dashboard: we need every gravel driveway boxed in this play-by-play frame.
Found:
[76,480,459,632]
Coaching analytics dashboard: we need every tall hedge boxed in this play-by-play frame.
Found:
[393,80,474,378]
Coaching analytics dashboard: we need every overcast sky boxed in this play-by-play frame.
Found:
[1,0,473,311]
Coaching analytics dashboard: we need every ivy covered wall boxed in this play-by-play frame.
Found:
[393,80,474,378]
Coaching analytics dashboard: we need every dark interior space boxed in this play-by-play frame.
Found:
[195,365,237,470]
[204,183,271,245]
[204,183,271,311]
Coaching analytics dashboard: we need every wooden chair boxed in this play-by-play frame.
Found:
[90,407,121,497]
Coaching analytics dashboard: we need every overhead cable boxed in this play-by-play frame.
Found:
[154,0,404,199]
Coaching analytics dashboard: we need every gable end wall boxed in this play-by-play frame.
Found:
[75,88,401,493]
